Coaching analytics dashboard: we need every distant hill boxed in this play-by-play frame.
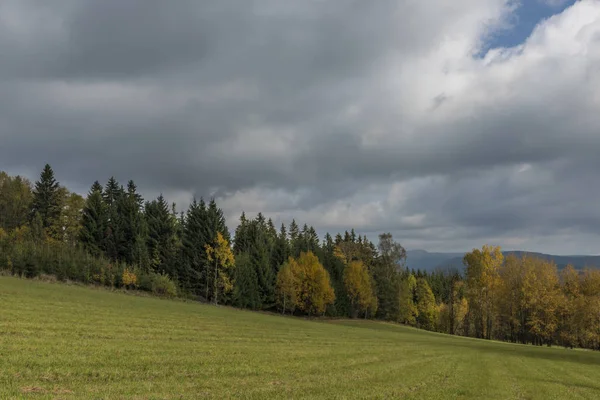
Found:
[406,249,600,272]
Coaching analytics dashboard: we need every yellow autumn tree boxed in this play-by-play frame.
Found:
[276,260,298,314]
[521,256,562,346]
[205,232,235,305]
[497,254,527,343]
[463,244,503,339]
[333,242,360,265]
[579,269,600,349]
[416,278,437,331]
[558,265,581,348]
[344,260,376,318]
[292,251,335,316]
[397,273,418,326]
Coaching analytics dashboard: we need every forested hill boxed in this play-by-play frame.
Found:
[407,250,600,271]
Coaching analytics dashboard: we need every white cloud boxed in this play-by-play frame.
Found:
[2,0,600,253]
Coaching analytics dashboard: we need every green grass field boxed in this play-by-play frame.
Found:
[1,277,600,399]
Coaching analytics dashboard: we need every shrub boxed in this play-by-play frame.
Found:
[137,271,154,292]
[122,268,138,289]
[151,273,178,298]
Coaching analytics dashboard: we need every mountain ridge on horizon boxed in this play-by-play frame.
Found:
[406,249,600,272]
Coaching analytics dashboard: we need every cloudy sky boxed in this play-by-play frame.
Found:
[1,0,599,255]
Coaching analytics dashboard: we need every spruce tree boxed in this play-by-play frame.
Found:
[30,164,62,237]
[102,177,121,208]
[206,199,230,242]
[145,195,178,276]
[307,226,320,253]
[266,218,277,242]
[116,180,147,264]
[289,219,299,244]
[181,198,209,294]
[233,252,261,309]
[102,178,125,260]
[79,181,106,257]
[246,218,274,307]
[271,223,290,274]
[289,220,300,257]
[233,212,249,254]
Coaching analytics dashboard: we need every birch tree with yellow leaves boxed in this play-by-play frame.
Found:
[205,232,235,305]
[463,245,503,339]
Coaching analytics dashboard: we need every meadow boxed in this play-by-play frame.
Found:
[1,276,600,399]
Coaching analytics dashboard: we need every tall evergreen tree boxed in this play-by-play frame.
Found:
[101,178,125,260]
[246,219,274,307]
[145,195,178,276]
[30,164,62,239]
[181,198,209,294]
[102,177,121,208]
[289,219,299,256]
[307,226,320,253]
[79,181,106,256]
[233,252,261,309]
[206,199,230,242]
[117,180,147,265]
[233,212,249,254]
[270,223,290,274]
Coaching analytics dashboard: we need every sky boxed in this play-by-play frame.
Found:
[1,0,599,255]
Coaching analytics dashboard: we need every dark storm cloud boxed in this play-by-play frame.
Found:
[1,0,600,253]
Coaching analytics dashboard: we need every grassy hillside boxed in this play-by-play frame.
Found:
[1,277,600,399]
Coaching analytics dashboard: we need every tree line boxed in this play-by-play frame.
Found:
[0,166,599,350]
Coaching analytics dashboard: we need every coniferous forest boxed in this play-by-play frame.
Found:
[1,165,599,351]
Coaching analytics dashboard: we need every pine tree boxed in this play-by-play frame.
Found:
[102,178,125,260]
[206,199,230,242]
[246,219,274,307]
[271,223,289,273]
[180,199,203,293]
[321,232,350,317]
[145,195,178,277]
[334,233,343,245]
[267,218,277,242]
[233,252,261,309]
[30,164,62,239]
[307,226,320,253]
[79,181,106,257]
[289,219,299,256]
[233,212,249,254]
[102,177,121,208]
[117,180,147,265]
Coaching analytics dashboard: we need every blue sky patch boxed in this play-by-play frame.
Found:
[481,0,577,54]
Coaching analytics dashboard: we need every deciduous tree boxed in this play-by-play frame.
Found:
[205,232,235,305]
[344,260,376,318]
